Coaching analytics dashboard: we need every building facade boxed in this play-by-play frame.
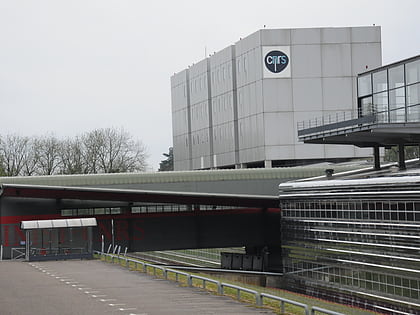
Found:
[171,26,382,170]
[279,177,420,314]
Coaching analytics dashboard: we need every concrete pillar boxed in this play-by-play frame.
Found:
[264,160,272,168]
[398,144,406,170]
[373,146,380,170]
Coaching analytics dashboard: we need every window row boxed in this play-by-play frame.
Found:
[190,74,208,94]
[359,82,420,121]
[282,200,420,211]
[213,124,234,142]
[191,102,209,122]
[212,94,233,114]
[61,207,122,216]
[283,209,420,221]
[61,204,240,217]
[286,262,419,300]
[211,63,232,85]
[358,58,420,97]
[191,130,209,146]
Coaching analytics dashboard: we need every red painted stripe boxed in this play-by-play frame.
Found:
[0,208,281,224]
[1,214,63,224]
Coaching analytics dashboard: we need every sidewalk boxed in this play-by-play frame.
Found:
[0,260,275,314]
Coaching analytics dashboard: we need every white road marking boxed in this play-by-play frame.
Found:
[100,299,116,302]
[109,303,125,306]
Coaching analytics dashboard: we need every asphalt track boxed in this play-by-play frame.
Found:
[0,260,275,314]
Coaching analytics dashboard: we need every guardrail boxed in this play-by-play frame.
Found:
[95,251,344,315]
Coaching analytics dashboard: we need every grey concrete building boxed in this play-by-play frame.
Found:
[171,26,382,170]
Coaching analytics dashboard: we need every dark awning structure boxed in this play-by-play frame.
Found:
[299,120,420,147]
[0,183,279,208]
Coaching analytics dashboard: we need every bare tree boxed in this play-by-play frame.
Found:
[21,137,39,176]
[0,128,148,176]
[59,137,87,174]
[0,134,31,176]
[83,127,148,173]
[35,134,62,175]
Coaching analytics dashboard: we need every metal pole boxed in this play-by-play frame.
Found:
[373,146,380,170]
[26,231,30,261]
[0,244,3,261]
[101,235,104,254]
[111,219,115,251]
[398,144,406,170]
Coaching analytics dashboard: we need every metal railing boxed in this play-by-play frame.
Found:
[297,110,360,132]
[95,251,345,315]
[11,247,25,260]
[297,104,420,136]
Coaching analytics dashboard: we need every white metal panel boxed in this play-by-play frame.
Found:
[52,219,68,228]
[80,218,97,227]
[21,221,38,230]
[21,218,97,230]
[321,27,351,44]
[38,220,52,229]
[321,44,352,77]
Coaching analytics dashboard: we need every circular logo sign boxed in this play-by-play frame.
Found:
[264,50,289,73]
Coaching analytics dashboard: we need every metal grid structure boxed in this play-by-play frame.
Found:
[279,177,420,314]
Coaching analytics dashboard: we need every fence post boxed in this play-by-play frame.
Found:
[217,282,223,295]
[0,244,3,261]
[100,236,103,254]
[255,293,262,306]
[187,275,192,287]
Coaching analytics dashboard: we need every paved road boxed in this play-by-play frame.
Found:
[0,260,275,314]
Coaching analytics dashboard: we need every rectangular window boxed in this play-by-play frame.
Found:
[61,209,74,216]
[358,74,372,97]
[389,64,405,89]
[407,82,420,106]
[94,208,105,215]
[373,91,388,122]
[373,70,388,93]
[360,96,374,116]
[406,59,420,85]
[389,87,406,122]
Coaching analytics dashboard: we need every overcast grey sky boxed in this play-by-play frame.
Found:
[1,0,419,170]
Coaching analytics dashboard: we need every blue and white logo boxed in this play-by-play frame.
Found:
[262,46,291,78]
[264,50,289,73]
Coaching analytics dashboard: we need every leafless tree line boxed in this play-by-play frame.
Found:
[0,127,148,176]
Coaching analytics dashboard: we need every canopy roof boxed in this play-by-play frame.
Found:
[21,217,97,230]
[0,183,279,208]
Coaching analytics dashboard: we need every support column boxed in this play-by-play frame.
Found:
[398,144,406,170]
[25,231,30,261]
[264,160,272,168]
[373,146,380,170]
